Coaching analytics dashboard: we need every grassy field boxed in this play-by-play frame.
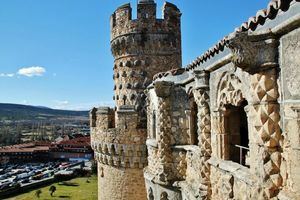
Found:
[6,175,97,200]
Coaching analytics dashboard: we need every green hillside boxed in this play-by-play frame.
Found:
[0,103,88,121]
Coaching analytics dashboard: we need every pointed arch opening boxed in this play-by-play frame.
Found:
[216,72,250,167]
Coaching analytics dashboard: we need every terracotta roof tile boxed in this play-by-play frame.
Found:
[182,0,298,71]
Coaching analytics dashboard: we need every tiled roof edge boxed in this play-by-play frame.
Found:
[183,0,298,71]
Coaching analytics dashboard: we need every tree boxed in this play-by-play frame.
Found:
[49,185,56,196]
[91,160,97,175]
[35,189,42,198]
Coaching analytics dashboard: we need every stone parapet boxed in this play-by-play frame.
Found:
[91,116,148,169]
[90,107,115,129]
[110,2,181,42]
[91,127,147,145]
[144,173,182,200]
[93,142,147,169]
[208,157,262,200]
[116,105,139,129]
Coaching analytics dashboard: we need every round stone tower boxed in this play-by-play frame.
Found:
[111,0,182,126]
[90,1,181,200]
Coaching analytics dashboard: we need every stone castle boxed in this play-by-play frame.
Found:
[91,0,300,199]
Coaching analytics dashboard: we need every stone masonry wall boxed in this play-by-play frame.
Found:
[91,107,148,200]
[98,163,146,200]
[144,2,300,199]
[91,2,183,200]
[278,27,300,199]
[91,1,300,200]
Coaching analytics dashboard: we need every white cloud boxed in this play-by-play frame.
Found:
[52,101,115,111]
[17,66,46,77]
[53,100,70,109]
[69,101,115,110]
[0,73,15,77]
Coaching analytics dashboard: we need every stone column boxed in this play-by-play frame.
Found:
[249,68,282,198]
[228,32,282,198]
[211,110,227,160]
[154,81,174,184]
[193,70,211,199]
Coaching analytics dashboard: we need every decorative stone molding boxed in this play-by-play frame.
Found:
[110,34,180,58]
[248,68,282,198]
[212,72,247,172]
[194,70,209,90]
[250,69,279,104]
[217,72,245,109]
[154,81,173,98]
[227,32,279,74]
[93,141,147,169]
[192,70,212,199]
[176,151,187,179]
[249,71,281,144]
[154,81,174,183]
[193,89,211,155]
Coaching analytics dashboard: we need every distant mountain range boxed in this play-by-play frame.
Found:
[0,103,89,121]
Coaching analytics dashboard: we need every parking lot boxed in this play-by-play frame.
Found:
[0,161,87,192]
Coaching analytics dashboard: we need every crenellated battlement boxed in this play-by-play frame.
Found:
[90,106,144,131]
[110,2,182,113]
[92,142,147,169]
[110,2,181,43]
[90,106,148,170]
[90,107,148,170]
[90,107,115,130]
[110,3,132,30]
[137,0,156,20]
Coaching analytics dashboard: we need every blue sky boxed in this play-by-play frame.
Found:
[0,0,270,110]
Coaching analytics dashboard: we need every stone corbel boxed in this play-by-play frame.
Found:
[154,81,174,98]
[227,31,279,74]
[194,70,209,90]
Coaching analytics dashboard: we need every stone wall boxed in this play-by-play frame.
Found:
[91,1,183,200]
[278,27,300,199]
[91,1,300,199]
[144,1,300,200]
[91,106,148,200]
[97,164,146,200]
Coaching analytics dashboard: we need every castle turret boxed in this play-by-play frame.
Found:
[91,1,182,199]
[111,1,181,127]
